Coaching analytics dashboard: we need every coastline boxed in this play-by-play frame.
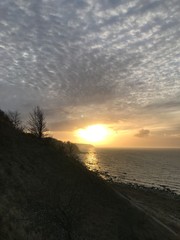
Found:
[79,149,180,237]
[79,147,180,196]
[110,181,180,235]
[1,110,180,239]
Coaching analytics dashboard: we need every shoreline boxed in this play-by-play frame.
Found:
[95,169,180,196]
[80,155,180,237]
[110,180,180,198]
[110,181,180,235]
[79,148,180,197]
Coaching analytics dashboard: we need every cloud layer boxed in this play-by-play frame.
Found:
[0,0,180,143]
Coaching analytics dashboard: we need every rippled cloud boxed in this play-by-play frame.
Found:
[0,0,180,142]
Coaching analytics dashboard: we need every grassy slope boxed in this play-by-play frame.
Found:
[0,115,177,240]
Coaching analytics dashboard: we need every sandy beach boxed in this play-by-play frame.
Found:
[111,182,180,236]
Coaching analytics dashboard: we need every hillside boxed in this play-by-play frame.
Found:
[0,110,178,240]
[75,143,95,152]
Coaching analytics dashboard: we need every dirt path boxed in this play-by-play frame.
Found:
[112,186,179,239]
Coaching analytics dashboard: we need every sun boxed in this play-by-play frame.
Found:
[76,124,109,143]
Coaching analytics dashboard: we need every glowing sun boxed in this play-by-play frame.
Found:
[76,124,109,143]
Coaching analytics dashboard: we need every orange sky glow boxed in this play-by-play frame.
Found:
[51,122,180,148]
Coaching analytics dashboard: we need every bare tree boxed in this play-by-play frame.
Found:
[27,106,47,138]
[8,111,23,130]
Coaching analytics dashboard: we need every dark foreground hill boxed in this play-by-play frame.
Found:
[0,110,178,240]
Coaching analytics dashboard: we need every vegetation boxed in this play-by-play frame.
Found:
[27,106,47,138]
[0,109,177,240]
[7,111,22,130]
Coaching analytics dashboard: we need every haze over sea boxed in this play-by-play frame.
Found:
[80,148,180,195]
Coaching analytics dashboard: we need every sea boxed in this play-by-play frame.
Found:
[79,148,180,195]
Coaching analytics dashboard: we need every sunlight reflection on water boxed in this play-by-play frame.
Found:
[79,148,180,194]
[83,150,99,172]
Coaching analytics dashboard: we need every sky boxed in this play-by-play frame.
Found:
[0,0,180,148]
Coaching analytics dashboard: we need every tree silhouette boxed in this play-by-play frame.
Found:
[27,106,47,138]
[7,111,22,130]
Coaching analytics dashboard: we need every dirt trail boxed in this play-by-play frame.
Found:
[112,187,179,239]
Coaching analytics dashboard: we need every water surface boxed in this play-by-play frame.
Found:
[80,148,180,194]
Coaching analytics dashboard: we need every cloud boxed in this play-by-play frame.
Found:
[144,98,180,111]
[0,0,179,138]
[135,129,150,137]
